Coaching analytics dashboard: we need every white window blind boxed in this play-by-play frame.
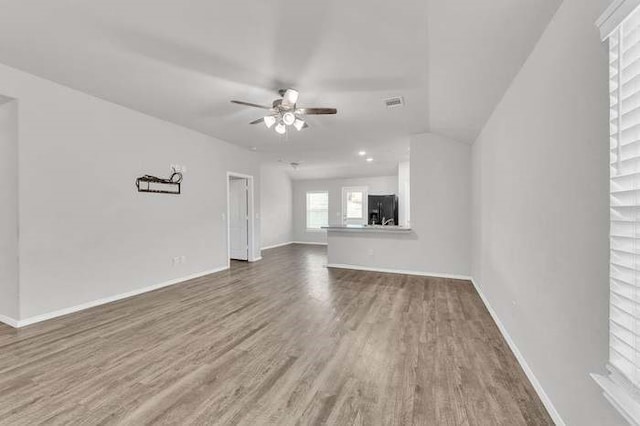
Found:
[306,191,328,229]
[609,4,640,392]
[594,4,640,422]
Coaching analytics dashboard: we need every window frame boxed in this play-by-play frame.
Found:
[305,190,329,231]
[594,2,640,423]
[341,186,368,225]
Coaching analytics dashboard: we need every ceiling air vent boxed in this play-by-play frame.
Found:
[384,96,404,109]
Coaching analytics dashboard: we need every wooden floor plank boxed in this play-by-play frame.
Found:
[0,244,553,425]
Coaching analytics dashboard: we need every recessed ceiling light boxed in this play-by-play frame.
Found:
[358,151,366,156]
[251,147,257,151]
[366,158,374,162]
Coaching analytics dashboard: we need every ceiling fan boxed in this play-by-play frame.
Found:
[231,89,337,134]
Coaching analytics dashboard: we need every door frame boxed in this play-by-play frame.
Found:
[226,171,257,267]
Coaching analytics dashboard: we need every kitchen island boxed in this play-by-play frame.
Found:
[322,225,468,280]
[321,225,428,275]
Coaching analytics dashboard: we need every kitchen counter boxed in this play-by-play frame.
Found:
[324,225,418,274]
[322,225,412,233]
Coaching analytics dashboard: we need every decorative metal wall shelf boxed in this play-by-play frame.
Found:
[136,172,183,195]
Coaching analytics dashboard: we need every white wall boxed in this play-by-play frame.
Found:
[292,175,398,244]
[398,161,410,227]
[471,0,623,423]
[260,164,293,249]
[327,133,471,277]
[0,62,261,322]
[0,99,19,321]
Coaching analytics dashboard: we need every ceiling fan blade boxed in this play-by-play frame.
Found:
[281,89,299,107]
[297,108,338,115]
[249,118,265,125]
[231,100,272,109]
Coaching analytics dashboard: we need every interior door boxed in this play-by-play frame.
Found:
[229,178,249,260]
[342,186,368,225]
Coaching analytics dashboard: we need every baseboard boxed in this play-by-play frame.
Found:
[470,278,565,426]
[15,266,229,328]
[292,241,328,246]
[260,241,293,251]
[326,263,472,281]
[0,314,19,328]
[249,256,262,263]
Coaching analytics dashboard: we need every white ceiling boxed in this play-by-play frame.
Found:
[0,0,561,179]
[427,0,563,143]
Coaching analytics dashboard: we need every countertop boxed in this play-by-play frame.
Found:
[322,225,412,233]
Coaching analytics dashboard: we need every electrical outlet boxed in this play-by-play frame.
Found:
[172,256,187,266]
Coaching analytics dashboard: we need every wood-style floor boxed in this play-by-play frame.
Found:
[0,244,552,425]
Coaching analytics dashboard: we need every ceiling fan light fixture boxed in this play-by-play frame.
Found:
[283,89,299,106]
[294,118,305,131]
[234,89,337,134]
[264,115,276,128]
[282,111,296,126]
[275,122,287,134]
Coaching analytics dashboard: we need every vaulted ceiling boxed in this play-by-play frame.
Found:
[0,0,562,179]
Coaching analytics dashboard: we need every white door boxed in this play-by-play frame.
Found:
[342,186,368,225]
[229,178,249,260]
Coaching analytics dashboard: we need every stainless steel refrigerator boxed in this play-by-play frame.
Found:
[368,195,398,225]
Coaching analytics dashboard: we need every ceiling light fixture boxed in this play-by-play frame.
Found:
[366,158,374,162]
[264,115,276,129]
[358,151,366,156]
[233,89,337,136]
[282,111,296,126]
[275,122,287,135]
[294,118,305,131]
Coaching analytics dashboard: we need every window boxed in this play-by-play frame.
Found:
[595,2,640,422]
[608,3,640,385]
[306,191,328,230]
[346,191,364,219]
[342,187,368,225]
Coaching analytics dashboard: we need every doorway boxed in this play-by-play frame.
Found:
[342,186,368,226]
[226,172,256,265]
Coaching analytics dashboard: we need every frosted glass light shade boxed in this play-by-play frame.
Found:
[264,115,276,128]
[294,119,305,131]
[282,112,296,126]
